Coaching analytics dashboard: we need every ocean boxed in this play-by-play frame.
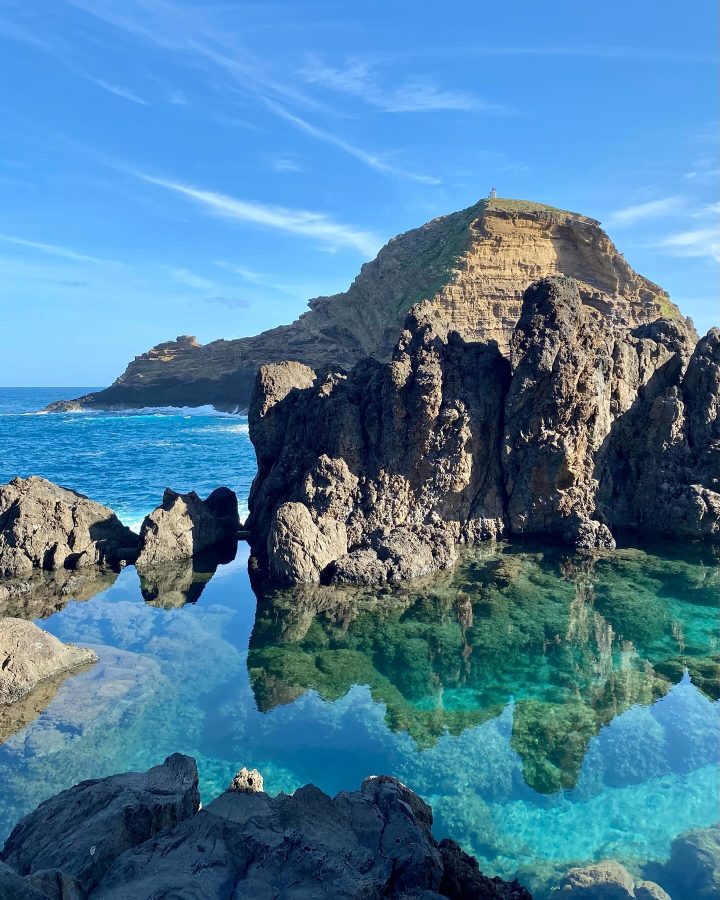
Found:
[0,387,718,898]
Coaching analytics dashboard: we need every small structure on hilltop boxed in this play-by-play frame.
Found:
[488,187,497,199]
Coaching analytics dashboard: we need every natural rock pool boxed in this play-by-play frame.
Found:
[0,540,717,898]
[0,389,717,898]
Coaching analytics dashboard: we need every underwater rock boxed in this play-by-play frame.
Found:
[248,278,719,585]
[558,860,668,898]
[0,618,97,707]
[0,476,138,577]
[660,822,720,900]
[1,761,532,898]
[136,486,239,566]
[0,753,200,897]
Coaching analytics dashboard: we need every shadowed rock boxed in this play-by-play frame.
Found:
[136,487,239,566]
[0,754,200,898]
[247,277,718,585]
[1,760,532,898]
[0,477,138,577]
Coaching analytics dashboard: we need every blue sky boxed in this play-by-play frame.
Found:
[0,0,717,386]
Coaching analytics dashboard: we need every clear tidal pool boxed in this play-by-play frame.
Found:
[0,389,718,898]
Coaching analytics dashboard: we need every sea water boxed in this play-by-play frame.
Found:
[0,388,717,898]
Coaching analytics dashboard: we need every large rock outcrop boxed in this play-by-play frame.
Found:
[47,198,686,412]
[0,754,200,898]
[0,618,97,706]
[135,486,239,567]
[0,759,531,899]
[0,477,138,577]
[247,277,719,585]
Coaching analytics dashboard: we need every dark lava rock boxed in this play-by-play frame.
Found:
[1,762,530,899]
[1,753,200,897]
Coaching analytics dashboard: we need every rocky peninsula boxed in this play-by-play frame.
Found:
[246,276,719,585]
[46,198,686,413]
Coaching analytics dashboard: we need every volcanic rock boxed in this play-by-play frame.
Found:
[0,477,138,577]
[247,276,719,584]
[135,486,239,566]
[0,753,200,897]
[0,760,532,898]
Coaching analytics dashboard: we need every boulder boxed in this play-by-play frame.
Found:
[136,487,239,566]
[0,477,138,577]
[227,767,263,793]
[0,753,200,897]
[0,617,97,705]
[267,501,347,584]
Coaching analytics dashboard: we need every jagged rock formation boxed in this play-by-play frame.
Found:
[0,618,96,706]
[247,277,719,585]
[0,477,138,577]
[0,756,532,899]
[135,486,239,567]
[47,198,687,413]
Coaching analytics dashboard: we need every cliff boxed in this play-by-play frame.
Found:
[47,198,688,412]
[246,276,719,585]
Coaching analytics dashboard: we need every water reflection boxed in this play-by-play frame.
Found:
[0,541,716,898]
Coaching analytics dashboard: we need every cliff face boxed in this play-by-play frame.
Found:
[48,198,688,412]
[246,277,719,586]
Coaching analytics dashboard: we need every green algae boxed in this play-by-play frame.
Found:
[248,540,720,794]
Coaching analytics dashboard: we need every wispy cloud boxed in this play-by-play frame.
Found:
[300,58,503,114]
[135,172,381,256]
[271,156,303,174]
[265,99,440,185]
[655,227,720,262]
[168,267,216,290]
[0,234,114,264]
[606,197,684,228]
[89,77,148,106]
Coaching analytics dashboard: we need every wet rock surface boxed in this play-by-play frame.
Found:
[0,618,97,706]
[135,486,239,566]
[0,759,531,899]
[248,277,719,584]
[0,477,138,577]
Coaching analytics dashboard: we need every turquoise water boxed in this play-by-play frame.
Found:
[0,388,718,898]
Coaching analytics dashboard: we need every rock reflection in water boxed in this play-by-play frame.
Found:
[0,567,119,620]
[137,541,236,609]
[248,541,720,794]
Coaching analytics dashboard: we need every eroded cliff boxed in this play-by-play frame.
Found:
[247,277,719,585]
[48,198,687,412]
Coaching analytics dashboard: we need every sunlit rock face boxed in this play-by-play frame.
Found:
[247,277,719,585]
[48,199,687,413]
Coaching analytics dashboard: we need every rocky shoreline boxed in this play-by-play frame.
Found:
[246,276,719,586]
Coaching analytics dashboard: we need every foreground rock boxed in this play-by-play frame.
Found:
[0,477,138,577]
[0,618,97,706]
[658,823,720,899]
[48,198,684,413]
[0,758,531,899]
[1,754,200,898]
[135,486,239,566]
[247,276,719,584]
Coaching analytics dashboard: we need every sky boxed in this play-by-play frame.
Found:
[0,0,717,386]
